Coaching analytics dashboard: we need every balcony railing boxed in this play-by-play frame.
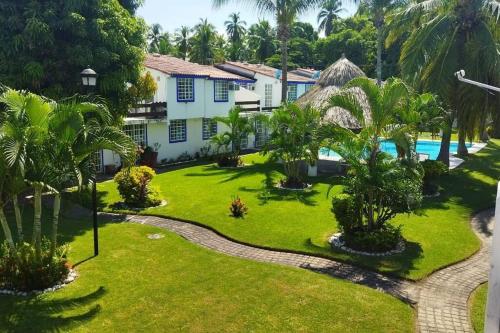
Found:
[127,102,167,118]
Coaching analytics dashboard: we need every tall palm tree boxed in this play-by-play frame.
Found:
[189,19,217,65]
[317,0,344,36]
[148,23,164,53]
[357,0,404,85]
[213,0,323,103]
[174,26,191,60]
[225,12,247,44]
[389,0,499,163]
[248,20,277,62]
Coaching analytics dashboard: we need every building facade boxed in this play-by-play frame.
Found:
[102,54,253,169]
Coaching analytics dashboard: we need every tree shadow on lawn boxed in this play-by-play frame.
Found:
[303,238,424,278]
[0,287,105,332]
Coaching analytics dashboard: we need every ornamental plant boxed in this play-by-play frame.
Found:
[229,196,248,218]
[114,166,162,208]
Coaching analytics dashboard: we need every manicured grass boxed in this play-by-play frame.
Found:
[0,213,414,332]
[470,283,488,333]
[97,140,500,280]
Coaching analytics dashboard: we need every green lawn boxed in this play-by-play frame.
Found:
[97,140,500,280]
[470,283,488,333]
[0,212,414,332]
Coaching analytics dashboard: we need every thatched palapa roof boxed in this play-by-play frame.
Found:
[297,55,371,129]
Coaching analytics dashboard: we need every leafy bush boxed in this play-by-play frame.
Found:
[343,224,402,253]
[421,160,448,195]
[229,196,248,218]
[0,239,69,291]
[114,166,162,208]
[331,193,361,234]
[216,153,242,168]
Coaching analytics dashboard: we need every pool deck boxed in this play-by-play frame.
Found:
[319,141,488,170]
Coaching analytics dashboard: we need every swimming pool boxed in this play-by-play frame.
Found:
[319,140,473,160]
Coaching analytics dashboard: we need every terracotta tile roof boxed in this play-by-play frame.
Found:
[145,54,251,81]
[224,61,316,83]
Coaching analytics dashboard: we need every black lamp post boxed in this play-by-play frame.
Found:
[80,67,99,256]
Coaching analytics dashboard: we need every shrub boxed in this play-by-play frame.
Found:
[114,166,162,208]
[229,196,248,218]
[216,153,242,168]
[0,239,69,291]
[421,160,448,195]
[331,193,361,234]
[343,224,402,253]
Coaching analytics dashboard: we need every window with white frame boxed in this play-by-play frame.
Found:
[177,77,194,102]
[91,151,103,173]
[124,124,147,146]
[240,133,248,149]
[288,84,298,102]
[255,119,268,148]
[305,84,314,92]
[214,80,229,102]
[264,84,273,107]
[202,118,217,140]
[169,119,187,143]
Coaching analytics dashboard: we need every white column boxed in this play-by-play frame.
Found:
[485,182,500,333]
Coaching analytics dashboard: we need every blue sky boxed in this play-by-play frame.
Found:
[137,0,358,36]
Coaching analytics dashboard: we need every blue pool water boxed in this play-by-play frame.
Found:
[319,140,472,160]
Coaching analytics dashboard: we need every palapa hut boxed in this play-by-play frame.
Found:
[297,55,371,130]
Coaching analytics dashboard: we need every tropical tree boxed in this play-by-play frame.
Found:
[248,21,277,62]
[213,0,323,103]
[317,0,344,36]
[174,26,191,60]
[263,104,321,188]
[321,77,423,241]
[148,23,164,52]
[211,106,258,167]
[388,0,499,162]
[0,89,136,258]
[0,0,147,117]
[189,19,218,65]
[225,13,247,59]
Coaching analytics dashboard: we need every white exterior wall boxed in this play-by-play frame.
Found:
[253,73,281,108]
[101,71,237,170]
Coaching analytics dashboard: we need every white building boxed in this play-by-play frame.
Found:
[101,54,254,170]
[215,61,317,110]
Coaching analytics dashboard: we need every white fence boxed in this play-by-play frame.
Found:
[485,182,500,333]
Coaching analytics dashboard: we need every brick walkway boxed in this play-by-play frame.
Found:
[97,208,494,333]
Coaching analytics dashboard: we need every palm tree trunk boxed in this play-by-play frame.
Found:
[50,192,61,255]
[493,110,500,139]
[12,195,23,242]
[0,207,16,251]
[457,128,468,156]
[32,185,42,259]
[280,37,288,103]
[437,109,455,166]
[376,24,383,86]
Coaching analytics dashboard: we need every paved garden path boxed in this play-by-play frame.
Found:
[95,208,494,333]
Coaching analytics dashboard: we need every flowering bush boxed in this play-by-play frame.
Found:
[114,166,162,208]
[229,196,248,218]
[0,239,69,291]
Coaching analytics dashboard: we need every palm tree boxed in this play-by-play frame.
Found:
[356,0,404,85]
[46,96,136,253]
[174,26,191,60]
[225,12,247,44]
[225,13,248,60]
[322,77,419,229]
[317,0,344,36]
[189,19,217,65]
[248,20,277,62]
[148,23,164,53]
[158,32,173,55]
[212,106,257,157]
[213,0,323,103]
[389,0,499,163]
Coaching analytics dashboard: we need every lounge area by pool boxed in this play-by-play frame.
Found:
[319,139,479,161]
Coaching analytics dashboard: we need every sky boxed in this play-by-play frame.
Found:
[137,0,358,36]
